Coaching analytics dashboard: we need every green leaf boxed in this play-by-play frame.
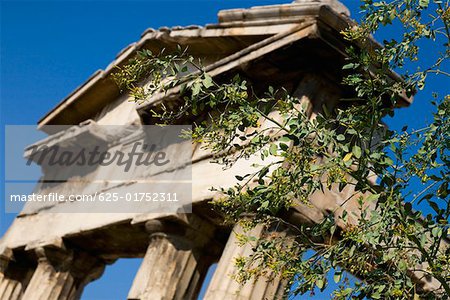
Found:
[343,63,359,70]
[260,200,269,209]
[202,73,214,88]
[372,292,381,299]
[269,143,277,155]
[192,82,201,96]
[337,134,346,141]
[316,278,325,290]
[432,227,442,238]
[366,194,380,202]
[259,166,269,179]
[419,0,429,8]
[383,157,394,166]
[348,245,356,257]
[279,143,289,151]
[429,201,440,214]
[370,152,381,159]
[420,234,427,247]
[333,272,342,283]
[342,288,353,296]
[398,259,407,271]
[352,145,362,159]
[347,128,357,135]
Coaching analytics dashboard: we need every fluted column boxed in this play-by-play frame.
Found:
[128,219,211,300]
[0,248,33,300]
[204,223,290,300]
[22,243,105,300]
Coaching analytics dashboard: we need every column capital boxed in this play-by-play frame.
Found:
[144,219,194,251]
[144,219,184,235]
[22,239,106,300]
[0,247,14,273]
[30,239,74,272]
[128,218,213,300]
[71,251,105,287]
[36,246,72,266]
[143,215,218,250]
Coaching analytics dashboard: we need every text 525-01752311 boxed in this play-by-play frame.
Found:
[112,192,178,202]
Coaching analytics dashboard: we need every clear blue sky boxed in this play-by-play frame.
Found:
[1,1,448,299]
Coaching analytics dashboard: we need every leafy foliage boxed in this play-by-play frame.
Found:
[114,0,449,298]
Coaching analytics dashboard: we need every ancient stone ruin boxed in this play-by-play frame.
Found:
[0,1,442,299]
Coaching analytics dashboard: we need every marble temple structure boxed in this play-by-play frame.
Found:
[1,1,445,299]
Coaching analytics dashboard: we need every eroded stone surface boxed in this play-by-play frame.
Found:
[1,1,441,299]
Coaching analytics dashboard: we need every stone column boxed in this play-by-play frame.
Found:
[0,248,33,300]
[128,219,211,300]
[204,223,291,300]
[22,242,105,300]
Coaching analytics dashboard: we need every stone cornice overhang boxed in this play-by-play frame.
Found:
[136,6,412,117]
[37,2,411,134]
[135,21,318,118]
[37,9,309,133]
[36,32,280,134]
